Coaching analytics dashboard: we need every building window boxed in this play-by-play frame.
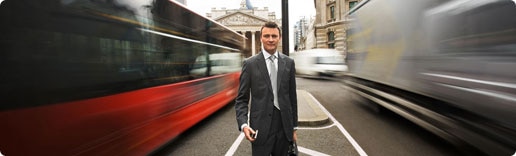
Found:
[330,6,335,21]
[328,43,335,48]
[327,31,335,49]
[349,1,358,10]
[328,31,335,41]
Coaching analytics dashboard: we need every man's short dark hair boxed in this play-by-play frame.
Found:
[260,21,281,37]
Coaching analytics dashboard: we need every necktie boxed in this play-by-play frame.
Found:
[268,55,280,110]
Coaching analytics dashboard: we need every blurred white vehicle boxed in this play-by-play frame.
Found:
[190,53,242,77]
[290,49,348,77]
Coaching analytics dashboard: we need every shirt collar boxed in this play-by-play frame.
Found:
[263,51,278,60]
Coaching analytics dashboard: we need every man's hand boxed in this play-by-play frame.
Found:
[243,126,256,142]
[293,130,298,142]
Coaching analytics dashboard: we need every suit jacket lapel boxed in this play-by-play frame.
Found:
[257,52,273,93]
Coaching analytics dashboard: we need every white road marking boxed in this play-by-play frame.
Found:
[298,123,336,130]
[225,91,368,156]
[305,92,368,156]
[225,132,245,156]
[298,146,331,156]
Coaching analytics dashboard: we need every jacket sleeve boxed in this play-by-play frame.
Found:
[290,59,298,129]
[235,59,251,131]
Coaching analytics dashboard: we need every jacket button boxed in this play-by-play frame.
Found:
[269,114,272,117]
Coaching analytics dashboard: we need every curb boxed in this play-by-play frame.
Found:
[297,90,330,126]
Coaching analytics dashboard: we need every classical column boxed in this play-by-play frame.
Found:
[251,31,256,56]
[242,31,246,50]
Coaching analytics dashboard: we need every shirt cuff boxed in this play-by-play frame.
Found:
[294,127,298,130]
[241,124,249,131]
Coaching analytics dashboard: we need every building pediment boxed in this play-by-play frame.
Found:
[215,12,268,26]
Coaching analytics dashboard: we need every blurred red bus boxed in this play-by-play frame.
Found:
[0,0,244,155]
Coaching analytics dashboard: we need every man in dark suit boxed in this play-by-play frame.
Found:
[235,21,298,156]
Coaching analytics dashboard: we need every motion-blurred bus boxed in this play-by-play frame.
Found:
[0,0,244,155]
[190,53,243,78]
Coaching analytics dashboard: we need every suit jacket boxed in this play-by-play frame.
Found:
[235,51,298,145]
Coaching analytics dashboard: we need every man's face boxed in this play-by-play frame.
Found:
[260,27,281,54]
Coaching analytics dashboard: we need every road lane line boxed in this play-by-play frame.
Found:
[306,92,368,156]
[225,91,368,156]
[298,146,331,156]
[225,132,245,156]
[299,123,336,130]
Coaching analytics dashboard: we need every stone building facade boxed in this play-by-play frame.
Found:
[207,0,281,58]
[313,0,361,54]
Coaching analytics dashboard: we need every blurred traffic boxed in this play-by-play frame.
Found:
[290,48,348,78]
[191,52,243,78]
[0,0,243,155]
[343,0,516,155]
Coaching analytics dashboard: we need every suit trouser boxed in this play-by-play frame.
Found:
[252,107,289,156]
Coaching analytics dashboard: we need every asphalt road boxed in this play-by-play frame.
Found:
[152,77,463,156]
